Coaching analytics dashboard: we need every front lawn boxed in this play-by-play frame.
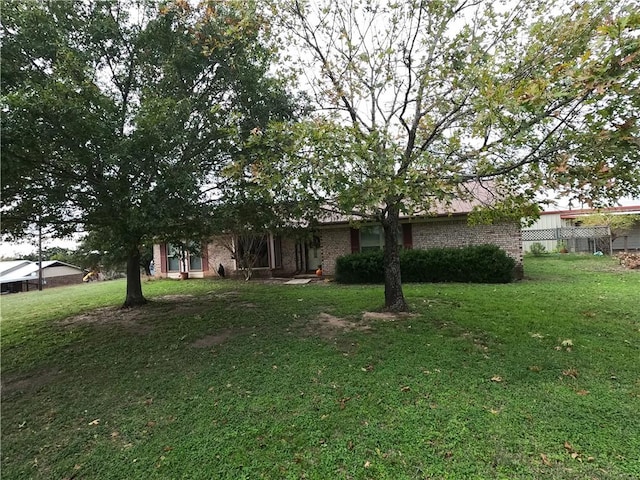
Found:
[1,255,639,479]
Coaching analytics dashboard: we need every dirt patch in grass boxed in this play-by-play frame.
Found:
[1,368,60,398]
[58,306,155,334]
[302,310,418,339]
[190,329,236,348]
[362,311,417,321]
[57,296,213,334]
[211,291,241,298]
[302,312,372,339]
[158,294,195,301]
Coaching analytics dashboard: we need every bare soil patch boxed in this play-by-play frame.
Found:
[1,369,60,398]
[57,295,212,334]
[362,311,417,321]
[303,312,372,339]
[300,310,418,340]
[190,329,236,348]
[158,294,195,301]
[58,306,155,334]
[212,291,241,298]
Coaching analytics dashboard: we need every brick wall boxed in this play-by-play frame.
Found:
[320,217,523,278]
[43,274,85,288]
[204,237,234,278]
[319,226,354,276]
[152,244,162,276]
[413,218,522,261]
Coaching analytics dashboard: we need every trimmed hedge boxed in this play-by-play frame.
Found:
[335,244,516,284]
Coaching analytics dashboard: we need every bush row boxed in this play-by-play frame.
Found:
[335,244,516,284]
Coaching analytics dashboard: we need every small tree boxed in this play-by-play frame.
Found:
[210,186,308,280]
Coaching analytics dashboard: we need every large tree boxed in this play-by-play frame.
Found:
[2,0,294,306]
[257,0,640,311]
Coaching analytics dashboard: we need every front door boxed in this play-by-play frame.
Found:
[307,236,322,272]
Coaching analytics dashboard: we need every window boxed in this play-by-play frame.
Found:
[166,243,203,272]
[167,244,181,272]
[237,235,269,268]
[360,225,402,252]
[189,254,203,271]
[235,234,283,269]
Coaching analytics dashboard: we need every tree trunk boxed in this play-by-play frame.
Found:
[382,207,408,312]
[123,246,147,308]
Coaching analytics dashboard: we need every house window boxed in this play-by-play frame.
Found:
[236,235,270,268]
[235,234,283,269]
[167,244,181,272]
[189,254,203,271]
[360,225,402,252]
[166,243,203,272]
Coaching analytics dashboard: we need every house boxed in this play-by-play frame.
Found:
[0,260,85,293]
[153,189,524,280]
[522,205,640,253]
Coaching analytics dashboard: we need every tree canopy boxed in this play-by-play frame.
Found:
[252,0,640,310]
[2,0,295,306]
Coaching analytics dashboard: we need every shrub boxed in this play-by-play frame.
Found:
[528,242,547,256]
[335,250,385,284]
[335,244,516,284]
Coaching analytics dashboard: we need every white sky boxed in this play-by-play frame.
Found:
[0,237,79,259]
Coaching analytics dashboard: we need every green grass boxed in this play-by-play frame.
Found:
[2,255,639,479]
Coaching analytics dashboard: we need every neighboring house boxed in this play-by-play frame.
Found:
[522,205,640,253]
[153,192,524,280]
[0,260,85,293]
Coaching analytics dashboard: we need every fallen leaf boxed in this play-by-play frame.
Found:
[576,389,589,396]
[364,460,371,468]
[490,376,503,382]
[147,421,156,427]
[571,452,580,459]
[400,386,411,392]
[163,446,173,452]
[110,431,120,438]
[540,453,552,466]
[339,397,351,410]
[88,419,100,426]
[564,441,574,452]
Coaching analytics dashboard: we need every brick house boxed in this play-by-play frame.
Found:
[153,198,523,280]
